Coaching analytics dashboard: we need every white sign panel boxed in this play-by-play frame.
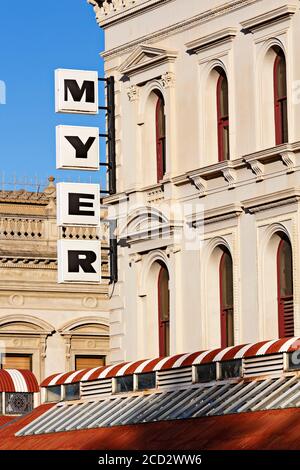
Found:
[56,125,99,170]
[57,239,101,283]
[55,69,98,114]
[56,182,100,227]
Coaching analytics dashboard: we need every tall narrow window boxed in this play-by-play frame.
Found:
[274,50,288,145]
[277,236,294,337]
[219,249,234,348]
[156,93,166,182]
[217,71,230,161]
[158,265,170,356]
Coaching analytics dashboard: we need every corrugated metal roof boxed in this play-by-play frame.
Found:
[1,406,300,450]
[41,337,300,386]
[18,376,300,436]
[0,369,39,393]
[0,416,15,428]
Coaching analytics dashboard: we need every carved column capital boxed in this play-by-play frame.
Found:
[161,72,176,89]
[127,85,139,102]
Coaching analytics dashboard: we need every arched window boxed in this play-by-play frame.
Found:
[158,264,169,356]
[274,49,288,145]
[216,71,229,161]
[156,92,166,182]
[277,236,294,337]
[219,249,234,348]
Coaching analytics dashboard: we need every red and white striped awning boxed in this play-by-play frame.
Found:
[0,369,39,393]
[41,337,300,387]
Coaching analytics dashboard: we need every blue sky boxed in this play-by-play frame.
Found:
[0,0,106,191]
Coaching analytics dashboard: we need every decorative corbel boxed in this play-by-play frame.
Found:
[40,335,47,360]
[222,168,237,189]
[129,253,142,264]
[248,159,264,182]
[188,175,207,197]
[166,245,181,257]
[280,151,295,173]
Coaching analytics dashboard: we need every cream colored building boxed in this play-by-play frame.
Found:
[0,177,109,382]
[89,0,300,364]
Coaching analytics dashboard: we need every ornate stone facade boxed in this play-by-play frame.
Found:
[89,0,300,364]
[0,177,109,384]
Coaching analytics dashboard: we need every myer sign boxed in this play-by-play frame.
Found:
[55,69,98,114]
[55,68,101,284]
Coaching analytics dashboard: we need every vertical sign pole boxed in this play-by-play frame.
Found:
[107,76,116,196]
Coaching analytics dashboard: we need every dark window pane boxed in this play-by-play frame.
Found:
[278,238,293,297]
[281,99,288,143]
[46,385,61,403]
[65,383,80,401]
[5,392,33,415]
[288,352,300,370]
[220,75,229,117]
[223,125,230,161]
[115,375,133,393]
[156,93,166,181]
[136,372,156,390]
[158,265,170,357]
[220,360,242,380]
[276,54,287,98]
[196,363,217,383]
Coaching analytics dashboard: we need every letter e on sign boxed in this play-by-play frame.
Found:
[56,182,100,227]
[57,240,101,283]
[55,69,98,114]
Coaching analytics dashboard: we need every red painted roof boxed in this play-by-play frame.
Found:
[0,369,39,393]
[0,416,16,427]
[41,336,300,386]
[1,406,300,449]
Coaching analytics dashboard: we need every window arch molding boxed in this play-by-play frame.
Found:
[0,315,55,382]
[58,317,110,371]
[200,59,232,166]
[201,236,235,349]
[256,37,290,148]
[136,250,170,359]
[259,222,294,340]
[138,249,169,298]
[137,81,167,185]
[138,79,165,117]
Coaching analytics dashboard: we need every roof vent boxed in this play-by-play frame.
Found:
[243,353,284,378]
[157,367,193,389]
[80,378,112,399]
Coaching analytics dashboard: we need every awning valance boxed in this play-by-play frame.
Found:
[41,336,300,387]
[0,369,39,393]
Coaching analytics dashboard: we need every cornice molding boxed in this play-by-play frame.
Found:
[242,188,300,214]
[240,4,297,33]
[186,27,238,55]
[187,203,243,227]
[88,0,175,28]
[101,0,260,60]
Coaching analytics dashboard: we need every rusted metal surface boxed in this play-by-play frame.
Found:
[1,405,300,450]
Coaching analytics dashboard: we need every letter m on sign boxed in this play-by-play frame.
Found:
[64,80,95,103]
[55,69,98,115]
